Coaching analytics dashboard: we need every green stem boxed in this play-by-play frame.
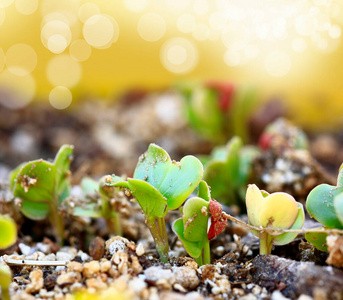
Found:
[50,200,64,245]
[195,254,203,266]
[146,216,169,263]
[105,213,122,236]
[202,238,211,265]
[259,231,273,255]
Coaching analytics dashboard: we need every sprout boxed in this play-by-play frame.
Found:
[0,264,12,300]
[202,136,259,206]
[246,184,305,255]
[106,143,203,262]
[71,176,122,236]
[172,181,226,265]
[0,215,17,249]
[10,145,74,244]
[306,163,343,251]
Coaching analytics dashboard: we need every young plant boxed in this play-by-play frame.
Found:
[246,184,305,255]
[0,215,17,249]
[176,81,257,144]
[106,143,203,262]
[202,136,259,206]
[0,264,12,300]
[172,181,227,265]
[305,164,343,251]
[9,145,74,244]
[71,176,122,235]
[0,215,17,300]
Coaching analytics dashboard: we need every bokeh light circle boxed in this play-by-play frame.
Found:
[15,0,38,15]
[69,39,92,62]
[78,2,100,23]
[137,13,166,42]
[160,38,198,74]
[46,55,82,88]
[265,51,291,77]
[5,43,37,76]
[41,20,72,52]
[49,86,72,110]
[0,70,36,109]
[83,14,119,49]
[47,34,68,54]
[192,23,210,41]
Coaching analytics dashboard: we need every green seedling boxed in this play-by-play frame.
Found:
[0,215,16,300]
[106,143,203,262]
[71,176,122,235]
[305,164,343,251]
[172,181,227,265]
[176,81,257,144]
[0,215,17,249]
[246,184,305,255]
[0,264,12,300]
[202,136,259,206]
[10,145,74,244]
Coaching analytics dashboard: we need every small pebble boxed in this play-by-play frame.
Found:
[26,269,43,294]
[83,261,100,278]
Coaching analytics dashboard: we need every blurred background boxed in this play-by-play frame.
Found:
[0,0,343,127]
[1,0,343,180]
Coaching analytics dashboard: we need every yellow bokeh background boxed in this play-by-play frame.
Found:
[1,0,343,129]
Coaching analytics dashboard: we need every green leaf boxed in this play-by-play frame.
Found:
[273,203,305,245]
[305,227,328,252]
[306,184,343,229]
[105,175,129,189]
[54,145,73,202]
[0,215,17,249]
[183,197,209,242]
[128,178,168,218]
[334,192,343,226]
[203,137,243,204]
[9,162,26,190]
[13,160,55,220]
[172,218,203,259]
[197,180,211,202]
[134,144,203,210]
[72,203,102,218]
[81,177,99,197]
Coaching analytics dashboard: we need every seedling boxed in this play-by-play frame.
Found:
[176,81,257,144]
[0,215,16,300]
[202,136,259,206]
[0,264,12,300]
[246,184,305,255]
[306,164,343,251]
[106,143,203,262]
[71,176,122,235]
[0,215,17,249]
[9,145,74,244]
[172,181,227,265]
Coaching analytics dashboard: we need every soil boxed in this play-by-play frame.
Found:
[1,95,343,300]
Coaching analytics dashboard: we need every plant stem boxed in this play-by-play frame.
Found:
[146,216,169,263]
[195,254,203,266]
[202,238,211,265]
[259,231,273,255]
[50,200,64,245]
